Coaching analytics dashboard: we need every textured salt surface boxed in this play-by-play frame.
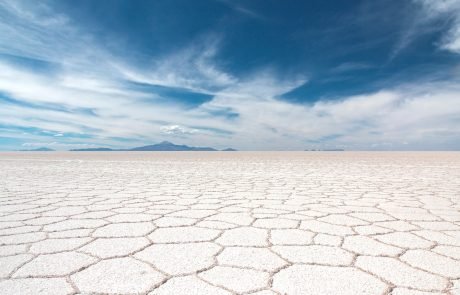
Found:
[0,151,459,294]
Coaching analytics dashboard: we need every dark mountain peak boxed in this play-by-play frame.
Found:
[222,148,237,151]
[130,141,217,151]
[158,141,174,145]
[35,147,54,151]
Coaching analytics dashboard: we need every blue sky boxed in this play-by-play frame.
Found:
[0,0,459,150]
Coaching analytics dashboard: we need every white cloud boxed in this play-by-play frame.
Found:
[0,0,459,150]
[0,0,103,67]
[160,125,199,135]
[413,0,460,54]
[114,36,237,94]
[2,54,460,150]
[391,0,460,58]
[415,0,460,15]
[442,22,460,53]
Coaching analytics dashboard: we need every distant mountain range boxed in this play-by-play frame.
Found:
[70,141,237,152]
[14,143,345,152]
[19,147,55,151]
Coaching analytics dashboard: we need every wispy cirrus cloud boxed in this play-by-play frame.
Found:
[115,36,237,94]
[216,0,267,21]
[415,0,460,53]
[391,0,460,57]
[0,0,459,150]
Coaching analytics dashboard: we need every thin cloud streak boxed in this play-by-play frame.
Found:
[0,0,459,150]
[391,0,460,58]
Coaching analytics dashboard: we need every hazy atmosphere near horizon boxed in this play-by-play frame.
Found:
[1,0,460,150]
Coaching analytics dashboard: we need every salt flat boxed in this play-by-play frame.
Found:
[0,152,459,295]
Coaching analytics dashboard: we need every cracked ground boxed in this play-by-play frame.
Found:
[0,151,459,295]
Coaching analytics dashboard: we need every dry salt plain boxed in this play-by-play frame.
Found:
[0,152,460,295]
